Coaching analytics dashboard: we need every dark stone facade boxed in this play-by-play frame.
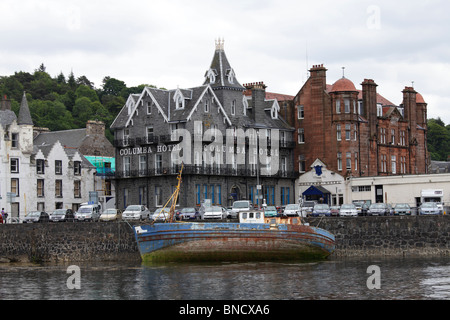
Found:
[111,43,296,211]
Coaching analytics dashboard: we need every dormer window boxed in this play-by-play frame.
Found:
[271,101,280,119]
[173,89,185,110]
[227,69,235,84]
[206,69,216,84]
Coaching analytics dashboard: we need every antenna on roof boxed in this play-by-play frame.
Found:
[411,81,414,88]
[342,67,346,78]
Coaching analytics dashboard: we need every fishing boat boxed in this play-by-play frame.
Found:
[133,165,336,262]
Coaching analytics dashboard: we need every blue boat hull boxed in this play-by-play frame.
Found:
[134,222,335,262]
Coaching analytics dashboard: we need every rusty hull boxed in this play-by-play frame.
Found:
[134,222,335,263]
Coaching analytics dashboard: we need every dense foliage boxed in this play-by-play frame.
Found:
[0,64,447,159]
[0,63,160,142]
[427,117,450,161]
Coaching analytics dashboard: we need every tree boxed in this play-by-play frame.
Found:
[427,118,450,161]
[102,76,126,96]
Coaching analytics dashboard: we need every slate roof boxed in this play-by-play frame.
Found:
[0,109,17,130]
[18,92,33,125]
[111,42,294,132]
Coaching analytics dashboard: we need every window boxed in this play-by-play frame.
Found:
[74,161,81,175]
[139,155,147,176]
[336,124,341,141]
[377,103,383,117]
[10,158,19,173]
[401,156,407,174]
[146,126,154,143]
[123,129,130,145]
[55,160,62,175]
[400,131,406,146]
[139,186,147,205]
[391,129,395,144]
[281,187,290,206]
[155,186,162,206]
[337,152,342,171]
[204,99,209,113]
[123,156,131,177]
[36,159,45,174]
[216,185,222,205]
[11,133,18,148]
[352,186,371,192]
[155,154,162,175]
[231,100,236,115]
[74,180,81,198]
[391,155,397,174]
[354,124,357,141]
[298,128,305,144]
[299,155,306,173]
[336,100,341,114]
[281,157,287,177]
[146,101,152,115]
[37,179,45,197]
[196,184,201,205]
[381,155,387,173]
[55,180,63,198]
[380,128,386,144]
[11,178,19,196]
[346,152,352,170]
[345,124,351,140]
[344,99,350,113]
[355,152,358,171]
[297,105,304,119]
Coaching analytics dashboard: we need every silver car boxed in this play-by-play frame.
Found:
[368,203,390,216]
[419,202,441,215]
[122,205,150,221]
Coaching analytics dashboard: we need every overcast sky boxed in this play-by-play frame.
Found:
[1,0,449,122]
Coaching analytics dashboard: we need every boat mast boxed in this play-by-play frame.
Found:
[168,163,183,223]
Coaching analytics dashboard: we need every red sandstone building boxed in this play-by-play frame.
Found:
[292,64,429,179]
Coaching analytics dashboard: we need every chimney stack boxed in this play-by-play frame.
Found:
[243,82,267,123]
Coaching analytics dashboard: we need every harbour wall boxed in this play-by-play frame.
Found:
[0,216,449,262]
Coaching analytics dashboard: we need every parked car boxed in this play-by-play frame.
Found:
[23,211,49,223]
[122,205,150,221]
[301,201,316,216]
[419,202,441,215]
[201,206,227,219]
[177,207,199,220]
[330,206,340,216]
[340,204,358,217]
[284,203,302,217]
[49,209,74,222]
[353,202,369,216]
[75,204,101,221]
[149,207,170,222]
[393,203,411,215]
[229,200,252,218]
[311,204,331,217]
[100,208,122,221]
[263,206,278,217]
[367,203,390,216]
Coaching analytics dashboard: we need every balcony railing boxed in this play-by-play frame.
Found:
[114,135,295,149]
[114,165,298,179]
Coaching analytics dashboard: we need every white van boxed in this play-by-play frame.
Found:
[230,200,252,218]
[75,204,101,221]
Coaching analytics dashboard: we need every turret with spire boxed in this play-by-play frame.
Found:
[18,92,33,126]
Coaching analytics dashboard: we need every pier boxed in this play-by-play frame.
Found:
[0,215,449,263]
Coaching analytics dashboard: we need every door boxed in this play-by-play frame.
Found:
[375,185,383,203]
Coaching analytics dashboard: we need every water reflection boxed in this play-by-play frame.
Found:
[0,257,449,300]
